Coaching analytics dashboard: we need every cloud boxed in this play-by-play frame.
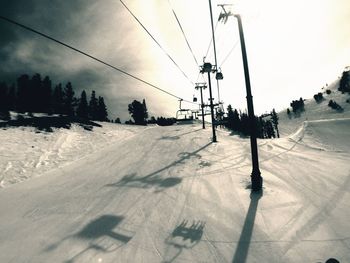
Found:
[0,0,177,121]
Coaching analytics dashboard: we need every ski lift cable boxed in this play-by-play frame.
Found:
[219,39,239,67]
[208,0,221,105]
[167,0,199,68]
[0,15,198,105]
[204,20,219,60]
[119,0,195,86]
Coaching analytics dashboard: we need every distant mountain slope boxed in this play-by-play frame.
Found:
[279,79,350,136]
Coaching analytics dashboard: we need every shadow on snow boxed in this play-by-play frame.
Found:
[163,220,205,263]
[232,190,263,263]
[43,215,132,263]
[158,128,203,141]
[106,142,212,192]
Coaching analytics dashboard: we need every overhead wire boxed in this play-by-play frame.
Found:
[167,0,199,68]
[119,0,195,86]
[218,8,257,68]
[0,15,197,105]
[204,20,219,61]
[220,39,239,67]
[208,1,222,105]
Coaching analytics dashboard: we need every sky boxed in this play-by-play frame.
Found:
[0,0,350,121]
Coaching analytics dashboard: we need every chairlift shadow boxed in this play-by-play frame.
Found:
[163,220,205,263]
[77,215,132,243]
[159,128,202,141]
[106,172,182,192]
[106,142,212,191]
[44,215,132,263]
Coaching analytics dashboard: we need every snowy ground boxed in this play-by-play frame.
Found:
[0,122,148,187]
[0,85,349,262]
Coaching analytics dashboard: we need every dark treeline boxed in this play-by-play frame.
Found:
[223,105,279,139]
[148,116,177,126]
[0,73,108,121]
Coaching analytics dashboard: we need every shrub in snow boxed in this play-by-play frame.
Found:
[326,89,331,94]
[290,97,305,115]
[328,100,343,112]
[313,92,324,103]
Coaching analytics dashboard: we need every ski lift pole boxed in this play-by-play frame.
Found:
[178,99,183,110]
[207,72,217,142]
[234,14,262,191]
[195,83,207,129]
[208,0,221,104]
[200,62,217,142]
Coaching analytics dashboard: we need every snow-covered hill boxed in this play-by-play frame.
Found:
[0,81,350,262]
[279,80,350,136]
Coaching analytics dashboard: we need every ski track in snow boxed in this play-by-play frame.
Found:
[0,115,350,262]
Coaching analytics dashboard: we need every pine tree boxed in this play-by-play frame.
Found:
[0,82,10,119]
[240,111,250,136]
[63,82,75,116]
[128,99,148,125]
[142,99,148,120]
[256,117,264,138]
[30,73,42,113]
[17,74,30,113]
[115,117,121,123]
[0,82,8,112]
[97,96,108,121]
[271,108,280,138]
[42,76,52,113]
[88,90,98,120]
[265,120,276,138]
[76,90,89,119]
[224,106,241,133]
[52,83,64,114]
[8,84,16,111]
[226,105,235,129]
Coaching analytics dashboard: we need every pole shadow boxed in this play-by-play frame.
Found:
[232,190,263,263]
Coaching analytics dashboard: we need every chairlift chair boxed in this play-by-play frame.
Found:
[216,72,223,80]
[176,109,194,122]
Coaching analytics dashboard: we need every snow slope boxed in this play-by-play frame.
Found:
[0,114,349,262]
[278,80,350,136]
